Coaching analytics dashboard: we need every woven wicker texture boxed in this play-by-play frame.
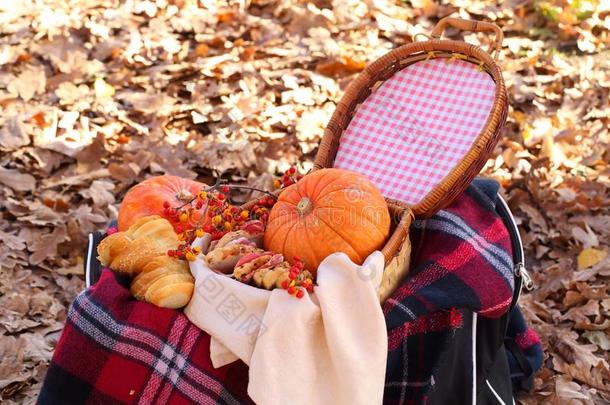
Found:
[334,58,496,205]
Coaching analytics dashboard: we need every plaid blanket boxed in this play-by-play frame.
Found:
[39,180,539,404]
[383,179,518,403]
[39,270,253,405]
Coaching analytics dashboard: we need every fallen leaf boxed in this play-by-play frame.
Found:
[0,166,36,192]
[79,180,116,206]
[28,225,68,265]
[577,248,607,270]
[555,375,590,400]
[316,57,366,77]
[7,65,46,101]
[195,43,209,57]
[94,77,115,100]
[572,224,599,248]
[0,117,30,151]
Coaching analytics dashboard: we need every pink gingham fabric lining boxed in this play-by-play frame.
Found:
[334,58,496,205]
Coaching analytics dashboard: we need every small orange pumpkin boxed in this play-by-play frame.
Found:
[263,168,390,274]
[118,175,205,232]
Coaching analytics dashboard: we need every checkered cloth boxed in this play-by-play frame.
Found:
[334,58,496,205]
[39,180,540,404]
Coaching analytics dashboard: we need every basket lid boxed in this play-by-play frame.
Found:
[315,18,507,218]
[331,56,502,217]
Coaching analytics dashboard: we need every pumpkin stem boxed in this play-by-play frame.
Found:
[176,189,194,203]
[296,197,313,216]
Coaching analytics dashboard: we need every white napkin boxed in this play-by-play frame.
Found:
[184,244,387,405]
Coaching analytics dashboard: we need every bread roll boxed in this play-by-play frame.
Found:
[97,215,194,309]
[97,215,180,275]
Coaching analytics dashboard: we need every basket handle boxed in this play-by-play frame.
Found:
[430,17,503,59]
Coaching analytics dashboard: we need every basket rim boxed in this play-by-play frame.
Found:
[313,38,508,219]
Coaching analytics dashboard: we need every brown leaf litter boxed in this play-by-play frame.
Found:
[1,1,609,403]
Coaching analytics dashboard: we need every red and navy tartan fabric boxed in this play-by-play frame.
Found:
[39,180,540,404]
[38,269,253,405]
[506,305,543,392]
[382,179,517,404]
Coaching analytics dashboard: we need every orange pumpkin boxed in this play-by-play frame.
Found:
[118,175,205,232]
[263,168,390,274]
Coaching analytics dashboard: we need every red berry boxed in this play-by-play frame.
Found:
[289,272,297,280]
[163,201,170,209]
[281,280,289,289]
[195,200,203,209]
[221,185,230,193]
[296,175,303,181]
[288,167,296,175]
[287,286,296,295]
[266,197,275,206]
[296,290,304,299]
[217,194,225,200]
[176,225,183,233]
[284,179,294,186]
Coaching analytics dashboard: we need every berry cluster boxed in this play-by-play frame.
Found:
[280,256,314,299]
[162,187,274,261]
[168,245,202,261]
[162,167,301,262]
[273,166,303,189]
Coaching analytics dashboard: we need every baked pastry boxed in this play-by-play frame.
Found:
[130,255,194,306]
[205,227,264,273]
[97,215,194,309]
[97,215,180,276]
[234,251,313,290]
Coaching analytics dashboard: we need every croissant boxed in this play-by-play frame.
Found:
[97,215,180,276]
[97,215,194,309]
[130,255,194,308]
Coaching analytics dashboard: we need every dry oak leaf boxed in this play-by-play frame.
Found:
[0,117,30,151]
[583,331,610,351]
[0,166,36,192]
[28,225,68,266]
[555,375,590,400]
[0,336,27,390]
[79,180,116,206]
[69,205,107,235]
[7,65,46,101]
[572,224,599,248]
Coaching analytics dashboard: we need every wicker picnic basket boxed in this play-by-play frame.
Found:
[248,17,508,303]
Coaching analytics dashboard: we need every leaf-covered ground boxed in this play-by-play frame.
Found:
[1,1,608,403]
